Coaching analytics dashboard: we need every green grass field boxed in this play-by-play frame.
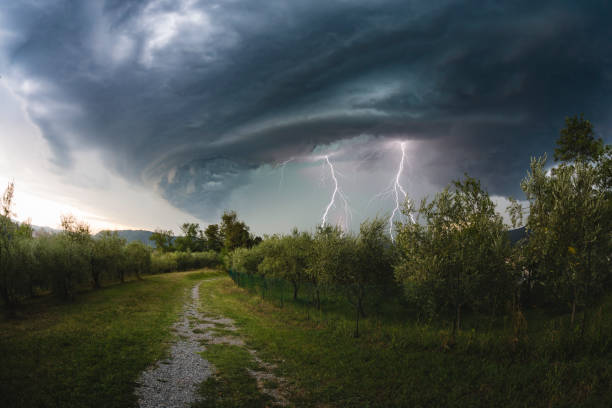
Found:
[0,270,211,408]
[197,274,612,407]
[1,269,611,407]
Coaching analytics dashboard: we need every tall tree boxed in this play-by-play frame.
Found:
[554,114,604,163]
[204,224,223,252]
[149,229,174,252]
[220,211,251,251]
[175,223,204,252]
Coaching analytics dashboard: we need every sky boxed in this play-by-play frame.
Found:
[0,0,611,235]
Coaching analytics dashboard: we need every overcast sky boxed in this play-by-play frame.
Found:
[1,0,611,235]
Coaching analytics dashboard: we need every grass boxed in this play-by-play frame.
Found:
[2,268,609,407]
[0,269,214,408]
[194,344,272,408]
[197,274,612,407]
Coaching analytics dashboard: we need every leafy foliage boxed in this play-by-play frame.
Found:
[554,114,604,162]
[394,176,512,334]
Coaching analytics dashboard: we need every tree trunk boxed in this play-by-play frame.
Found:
[92,272,101,289]
[571,294,577,326]
[293,282,298,300]
[354,303,360,338]
[452,303,462,338]
[316,288,321,310]
[358,295,366,318]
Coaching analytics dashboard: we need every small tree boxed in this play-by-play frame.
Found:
[283,229,311,300]
[92,231,127,286]
[395,176,512,338]
[54,215,92,300]
[307,225,344,310]
[125,241,151,280]
[341,218,395,337]
[0,182,19,311]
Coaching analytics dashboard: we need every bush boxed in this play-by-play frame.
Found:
[151,250,222,274]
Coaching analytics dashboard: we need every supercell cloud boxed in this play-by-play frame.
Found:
[1,0,611,231]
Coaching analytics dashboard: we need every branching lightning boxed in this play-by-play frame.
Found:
[321,155,350,229]
[388,142,412,240]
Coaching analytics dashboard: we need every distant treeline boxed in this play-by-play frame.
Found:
[227,115,612,337]
[0,199,252,312]
[148,210,262,254]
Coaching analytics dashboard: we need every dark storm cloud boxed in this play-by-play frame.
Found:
[2,0,611,216]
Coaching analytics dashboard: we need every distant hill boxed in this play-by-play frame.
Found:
[31,224,61,236]
[29,224,528,247]
[507,226,527,245]
[95,230,155,246]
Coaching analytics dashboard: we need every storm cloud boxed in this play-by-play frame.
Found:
[1,0,611,224]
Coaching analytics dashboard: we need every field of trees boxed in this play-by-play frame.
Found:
[227,115,612,340]
[0,197,259,313]
[1,115,611,406]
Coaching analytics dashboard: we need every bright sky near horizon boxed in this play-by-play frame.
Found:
[1,1,610,235]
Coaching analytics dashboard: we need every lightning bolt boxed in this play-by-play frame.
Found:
[389,142,414,241]
[321,155,350,230]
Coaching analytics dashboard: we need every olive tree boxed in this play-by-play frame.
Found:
[306,225,344,310]
[521,156,611,326]
[0,182,30,311]
[394,176,512,337]
[125,241,151,279]
[339,218,395,337]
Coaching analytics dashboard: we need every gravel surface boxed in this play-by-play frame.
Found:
[135,283,212,408]
[135,279,290,407]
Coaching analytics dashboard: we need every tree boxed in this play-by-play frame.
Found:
[258,230,311,301]
[394,176,512,338]
[554,114,604,163]
[307,225,344,311]
[125,241,151,280]
[337,218,395,337]
[92,231,126,287]
[521,154,611,328]
[204,224,223,252]
[220,211,251,251]
[0,182,21,311]
[55,215,92,299]
[149,229,174,252]
[175,223,204,252]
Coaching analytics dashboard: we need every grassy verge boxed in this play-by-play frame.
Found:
[197,274,612,407]
[194,344,272,408]
[0,270,212,408]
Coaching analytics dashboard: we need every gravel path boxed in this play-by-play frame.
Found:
[135,282,212,408]
[135,278,290,407]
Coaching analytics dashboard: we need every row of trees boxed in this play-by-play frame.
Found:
[0,200,151,311]
[0,187,248,312]
[149,211,261,253]
[227,220,396,336]
[227,115,612,337]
